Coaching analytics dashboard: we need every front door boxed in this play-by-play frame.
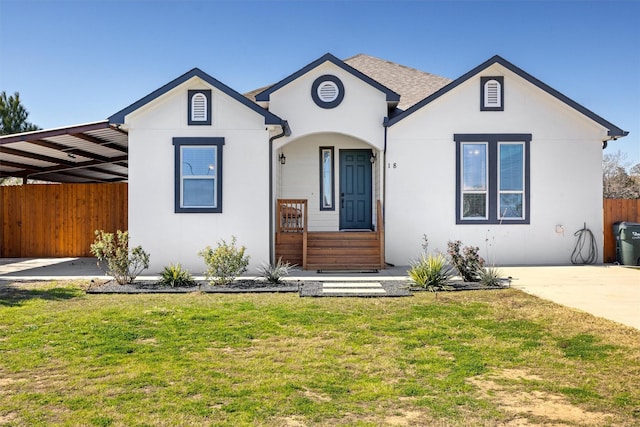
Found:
[339,150,373,230]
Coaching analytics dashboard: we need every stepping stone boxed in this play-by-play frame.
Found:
[322,282,386,294]
[299,281,412,297]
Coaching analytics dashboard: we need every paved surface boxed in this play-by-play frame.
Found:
[1,258,638,329]
[501,265,640,330]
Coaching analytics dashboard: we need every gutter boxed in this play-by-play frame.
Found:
[269,120,291,263]
[602,130,629,149]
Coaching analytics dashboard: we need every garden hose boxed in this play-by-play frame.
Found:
[571,223,598,265]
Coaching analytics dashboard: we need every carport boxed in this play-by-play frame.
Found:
[0,121,129,257]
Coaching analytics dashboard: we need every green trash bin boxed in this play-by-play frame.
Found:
[616,222,640,266]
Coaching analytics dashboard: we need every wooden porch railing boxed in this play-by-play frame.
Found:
[276,199,307,233]
[275,198,385,270]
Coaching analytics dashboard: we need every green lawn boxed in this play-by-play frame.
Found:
[0,281,639,426]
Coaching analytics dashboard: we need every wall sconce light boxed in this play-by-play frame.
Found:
[279,153,286,165]
[369,153,377,164]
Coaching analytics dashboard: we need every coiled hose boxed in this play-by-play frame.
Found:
[571,223,598,265]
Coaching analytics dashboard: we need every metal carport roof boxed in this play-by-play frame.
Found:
[0,120,128,183]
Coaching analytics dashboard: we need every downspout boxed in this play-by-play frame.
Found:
[269,120,290,263]
[382,116,389,227]
[381,116,389,266]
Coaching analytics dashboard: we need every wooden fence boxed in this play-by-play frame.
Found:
[603,198,640,263]
[0,183,128,257]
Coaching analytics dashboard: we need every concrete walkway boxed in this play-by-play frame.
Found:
[1,258,638,329]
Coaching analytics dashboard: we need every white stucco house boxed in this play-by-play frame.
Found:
[103,53,626,272]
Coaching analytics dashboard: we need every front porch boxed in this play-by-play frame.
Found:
[275,199,385,271]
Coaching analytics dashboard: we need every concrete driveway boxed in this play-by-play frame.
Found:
[501,265,640,330]
[1,259,638,329]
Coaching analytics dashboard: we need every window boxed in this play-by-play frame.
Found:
[173,137,224,213]
[481,77,504,111]
[188,89,212,125]
[319,147,334,210]
[461,143,488,219]
[455,134,530,224]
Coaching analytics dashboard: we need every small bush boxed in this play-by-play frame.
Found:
[90,230,150,285]
[198,236,249,286]
[159,263,195,287]
[258,257,295,284]
[447,240,485,282]
[478,266,503,287]
[408,253,453,292]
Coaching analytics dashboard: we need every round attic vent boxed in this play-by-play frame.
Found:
[317,81,339,102]
[311,75,344,109]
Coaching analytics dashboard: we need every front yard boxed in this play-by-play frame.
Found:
[0,281,638,426]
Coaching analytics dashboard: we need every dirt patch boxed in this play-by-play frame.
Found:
[384,409,425,426]
[469,369,616,426]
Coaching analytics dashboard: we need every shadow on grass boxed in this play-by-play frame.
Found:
[0,282,83,307]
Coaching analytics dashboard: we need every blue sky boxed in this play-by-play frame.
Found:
[1,0,638,165]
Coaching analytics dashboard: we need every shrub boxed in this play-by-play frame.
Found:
[258,257,295,284]
[447,240,485,282]
[159,263,195,287]
[408,252,453,292]
[478,266,503,287]
[198,236,249,286]
[90,230,150,285]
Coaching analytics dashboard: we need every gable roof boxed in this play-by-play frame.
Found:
[344,54,452,111]
[386,55,628,137]
[254,53,401,103]
[109,68,285,126]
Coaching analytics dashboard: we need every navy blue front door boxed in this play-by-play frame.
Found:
[339,150,372,230]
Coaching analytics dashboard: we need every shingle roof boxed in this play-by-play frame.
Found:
[343,54,452,111]
[253,53,400,103]
[244,54,452,112]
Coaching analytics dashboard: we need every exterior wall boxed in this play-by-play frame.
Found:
[267,62,388,151]
[275,133,380,231]
[125,77,271,273]
[386,64,607,266]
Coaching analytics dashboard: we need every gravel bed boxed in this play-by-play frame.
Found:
[87,279,302,294]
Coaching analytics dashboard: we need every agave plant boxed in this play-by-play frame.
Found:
[159,263,195,287]
[477,266,503,287]
[408,253,453,293]
[257,257,296,284]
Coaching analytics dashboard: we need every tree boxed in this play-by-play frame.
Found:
[603,150,640,199]
[0,91,41,184]
[0,91,40,135]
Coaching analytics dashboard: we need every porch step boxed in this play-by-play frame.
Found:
[306,232,382,271]
[275,231,384,271]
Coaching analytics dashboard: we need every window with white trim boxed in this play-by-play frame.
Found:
[461,143,488,219]
[188,89,212,125]
[455,134,530,224]
[481,77,504,111]
[173,137,224,213]
[498,142,525,219]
